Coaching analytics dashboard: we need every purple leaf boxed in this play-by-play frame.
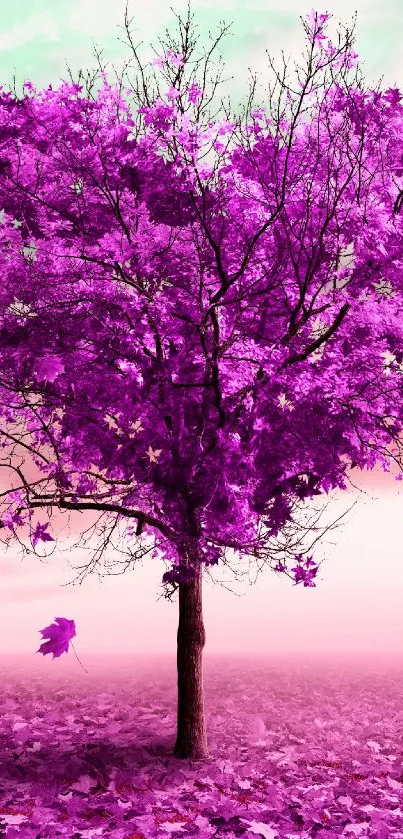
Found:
[34,354,65,383]
[32,521,55,547]
[36,617,76,659]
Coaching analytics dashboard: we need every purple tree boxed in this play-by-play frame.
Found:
[0,6,402,759]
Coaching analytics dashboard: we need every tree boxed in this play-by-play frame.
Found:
[0,5,402,759]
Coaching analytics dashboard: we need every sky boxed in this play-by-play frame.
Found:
[0,0,402,663]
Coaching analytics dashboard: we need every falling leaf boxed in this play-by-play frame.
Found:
[36,617,76,659]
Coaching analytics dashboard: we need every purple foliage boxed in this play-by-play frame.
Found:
[0,10,401,595]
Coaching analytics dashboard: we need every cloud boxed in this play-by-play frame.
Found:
[0,10,59,52]
[66,0,180,40]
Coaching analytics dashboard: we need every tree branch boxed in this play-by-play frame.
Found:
[28,498,177,541]
[281,302,350,368]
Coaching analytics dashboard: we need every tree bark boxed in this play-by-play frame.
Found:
[173,567,209,759]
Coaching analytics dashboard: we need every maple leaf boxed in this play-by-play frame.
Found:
[129,419,144,433]
[36,617,76,659]
[34,355,65,383]
[278,393,294,411]
[31,521,55,547]
[70,774,97,793]
[103,414,118,430]
[241,821,279,839]
[146,446,162,463]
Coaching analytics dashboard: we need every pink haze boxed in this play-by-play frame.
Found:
[1,466,402,663]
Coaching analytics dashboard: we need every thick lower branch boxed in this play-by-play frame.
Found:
[27,498,177,541]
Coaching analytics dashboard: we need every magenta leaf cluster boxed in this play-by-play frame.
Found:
[0,9,401,593]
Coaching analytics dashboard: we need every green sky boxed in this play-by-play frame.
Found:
[0,0,401,113]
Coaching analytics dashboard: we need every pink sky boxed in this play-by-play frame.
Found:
[0,465,402,661]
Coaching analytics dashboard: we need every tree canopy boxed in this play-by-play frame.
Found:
[0,7,402,595]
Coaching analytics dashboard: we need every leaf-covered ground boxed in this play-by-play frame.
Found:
[0,654,402,838]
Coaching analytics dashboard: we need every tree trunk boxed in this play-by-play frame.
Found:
[173,567,209,759]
